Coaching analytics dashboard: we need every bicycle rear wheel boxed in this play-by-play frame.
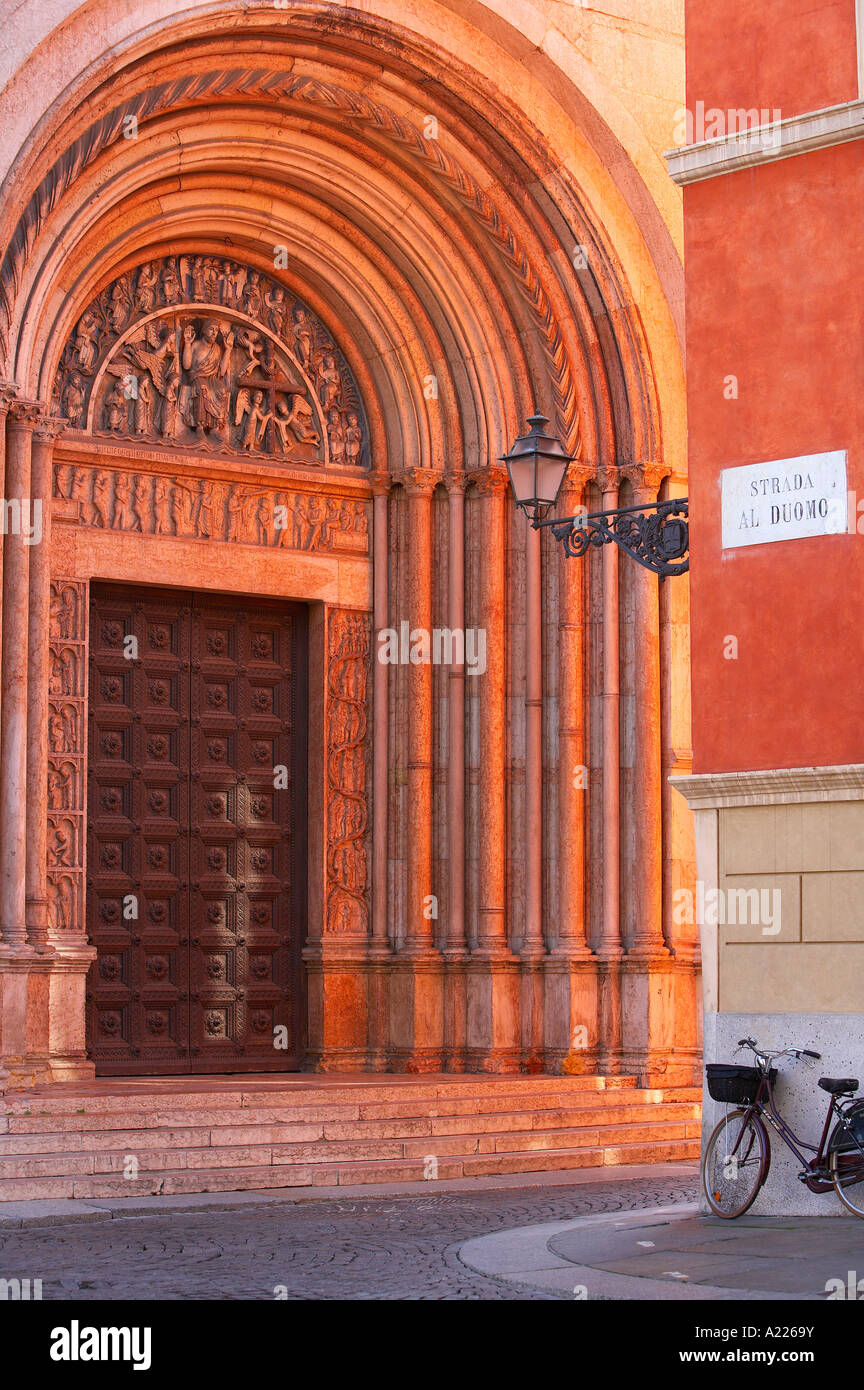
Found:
[702,1108,767,1218]
[829,1120,864,1217]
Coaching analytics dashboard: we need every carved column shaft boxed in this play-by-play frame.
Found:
[555,468,593,954]
[371,482,390,951]
[522,518,544,956]
[446,477,467,955]
[0,402,40,951]
[401,475,435,953]
[473,471,509,955]
[26,419,65,952]
[599,475,622,957]
[626,466,670,956]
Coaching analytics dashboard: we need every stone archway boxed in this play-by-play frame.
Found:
[0,4,698,1088]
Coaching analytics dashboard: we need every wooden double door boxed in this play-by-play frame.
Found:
[86,584,307,1073]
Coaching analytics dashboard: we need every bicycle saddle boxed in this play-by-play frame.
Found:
[818,1077,859,1094]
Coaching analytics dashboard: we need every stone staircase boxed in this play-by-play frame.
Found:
[0,1074,701,1201]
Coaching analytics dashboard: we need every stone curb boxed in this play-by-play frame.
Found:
[0,1160,697,1228]
[457,1204,815,1301]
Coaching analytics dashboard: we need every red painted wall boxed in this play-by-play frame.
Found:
[686,0,857,120]
[686,136,864,772]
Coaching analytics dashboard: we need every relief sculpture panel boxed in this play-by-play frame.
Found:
[52,256,368,468]
[53,464,370,555]
[325,610,371,936]
[47,579,88,937]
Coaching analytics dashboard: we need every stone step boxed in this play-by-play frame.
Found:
[0,1137,700,1201]
[1,1084,699,1128]
[1,1073,654,1117]
[0,1117,698,1179]
[0,1100,700,1153]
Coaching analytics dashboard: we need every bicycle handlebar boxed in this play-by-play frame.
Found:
[737,1036,822,1062]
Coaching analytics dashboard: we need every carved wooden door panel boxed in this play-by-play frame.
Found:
[86,584,306,1074]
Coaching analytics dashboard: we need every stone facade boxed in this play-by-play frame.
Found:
[0,1,698,1088]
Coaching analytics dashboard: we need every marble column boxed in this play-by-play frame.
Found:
[466,467,519,1071]
[544,464,600,1073]
[390,470,442,1071]
[597,468,623,1074]
[26,416,65,954]
[0,400,40,953]
[367,475,392,1070]
[443,472,468,1070]
[623,463,670,958]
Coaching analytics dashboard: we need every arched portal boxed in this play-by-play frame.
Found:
[0,3,698,1086]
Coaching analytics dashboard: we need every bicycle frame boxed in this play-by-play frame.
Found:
[732,1070,858,1195]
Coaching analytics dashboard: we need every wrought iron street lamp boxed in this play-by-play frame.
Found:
[502,413,690,579]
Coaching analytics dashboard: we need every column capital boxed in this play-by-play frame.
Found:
[368,470,393,497]
[559,461,598,496]
[620,460,671,499]
[33,415,67,445]
[444,469,468,495]
[7,399,42,431]
[596,464,621,494]
[466,464,509,496]
[398,467,440,498]
[0,381,17,415]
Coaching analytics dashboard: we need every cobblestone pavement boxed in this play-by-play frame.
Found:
[0,1173,697,1300]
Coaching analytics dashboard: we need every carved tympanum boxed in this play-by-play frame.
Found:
[53,256,368,467]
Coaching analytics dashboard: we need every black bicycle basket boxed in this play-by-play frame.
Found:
[705,1063,776,1104]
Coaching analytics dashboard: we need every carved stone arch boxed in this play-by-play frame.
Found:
[53,255,370,469]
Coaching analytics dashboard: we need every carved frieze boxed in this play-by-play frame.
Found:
[52,257,368,468]
[53,464,370,555]
[47,579,88,936]
[326,610,371,935]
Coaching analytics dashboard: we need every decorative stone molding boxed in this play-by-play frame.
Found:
[52,256,367,468]
[53,463,370,555]
[665,99,864,186]
[325,609,372,937]
[47,579,88,939]
[670,763,864,810]
[0,71,579,454]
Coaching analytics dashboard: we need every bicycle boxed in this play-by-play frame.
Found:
[701,1036,864,1218]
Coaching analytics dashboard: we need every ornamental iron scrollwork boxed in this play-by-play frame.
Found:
[548,498,689,579]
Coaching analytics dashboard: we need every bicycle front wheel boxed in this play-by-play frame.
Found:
[702,1108,768,1218]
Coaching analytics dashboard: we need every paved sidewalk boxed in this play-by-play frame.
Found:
[458,1203,864,1299]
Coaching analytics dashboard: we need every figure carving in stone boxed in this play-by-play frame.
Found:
[242,270,263,319]
[224,262,245,310]
[54,464,73,500]
[50,822,73,867]
[235,389,271,451]
[274,395,320,449]
[345,411,363,466]
[318,353,341,412]
[61,371,86,428]
[48,874,73,931]
[70,467,97,525]
[134,375,155,435]
[154,476,172,534]
[161,258,182,304]
[172,480,197,537]
[133,475,151,530]
[50,584,77,639]
[109,276,132,334]
[136,262,159,315]
[103,381,127,433]
[73,308,101,373]
[237,328,263,373]
[191,256,208,301]
[265,285,289,336]
[182,320,233,435]
[60,705,76,752]
[113,473,135,530]
[227,487,243,543]
[161,370,183,441]
[196,480,220,539]
[327,407,346,464]
[292,304,313,370]
[48,762,74,810]
[92,470,112,528]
